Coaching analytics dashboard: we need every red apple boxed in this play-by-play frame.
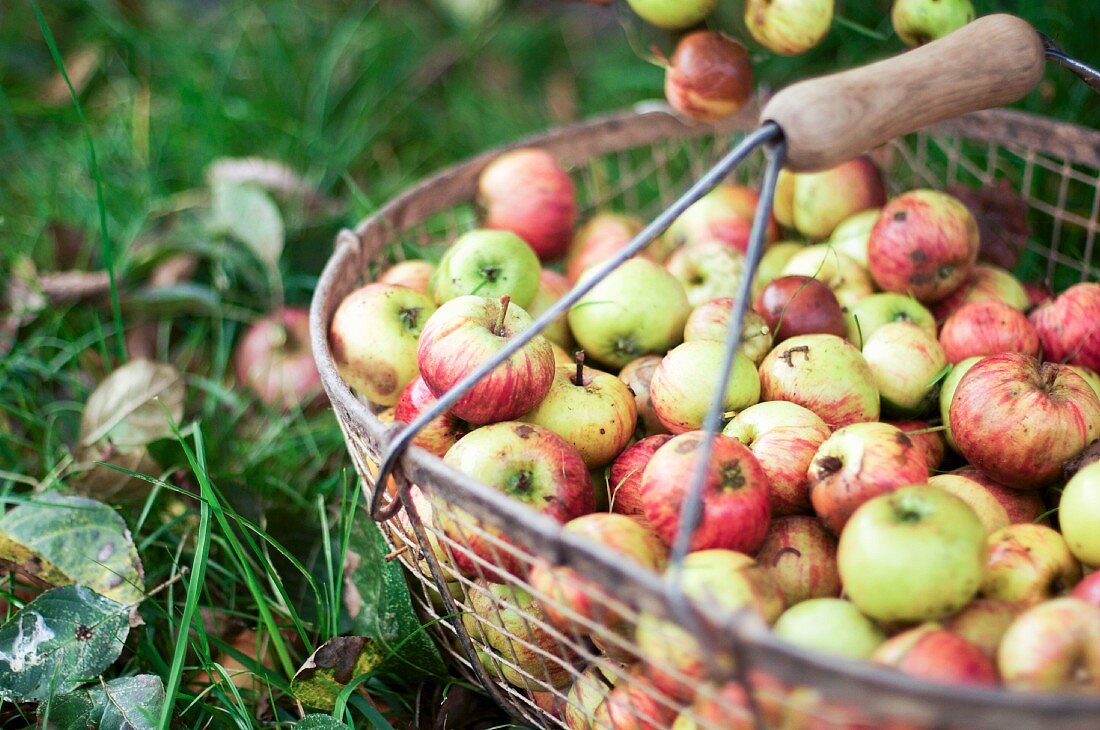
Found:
[938,300,1039,364]
[1024,281,1054,308]
[867,189,980,303]
[949,353,1100,488]
[665,31,754,123]
[667,184,779,255]
[618,356,668,437]
[980,523,1082,603]
[1030,282,1100,372]
[885,419,945,470]
[1072,572,1100,609]
[665,240,748,307]
[949,467,1047,525]
[379,259,436,294]
[931,263,1029,321]
[943,599,1025,659]
[610,434,674,528]
[640,432,771,553]
[594,665,679,730]
[650,341,760,434]
[684,300,773,366]
[566,212,648,283]
[787,156,887,240]
[926,474,1010,535]
[755,515,841,606]
[564,664,619,730]
[478,148,577,260]
[998,597,1100,692]
[394,376,468,457]
[753,275,847,342]
[235,307,323,409]
[672,682,753,729]
[872,624,998,687]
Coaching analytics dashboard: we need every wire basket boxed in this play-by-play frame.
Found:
[310,103,1100,729]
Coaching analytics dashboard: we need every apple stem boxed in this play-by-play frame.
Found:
[496,295,511,336]
[574,350,585,386]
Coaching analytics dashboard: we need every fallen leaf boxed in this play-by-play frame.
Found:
[44,674,164,729]
[39,46,102,108]
[79,359,184,449]
[290,636,385,711]
[210,182,285,271]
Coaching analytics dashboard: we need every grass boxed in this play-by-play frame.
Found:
[1,0,1098,726]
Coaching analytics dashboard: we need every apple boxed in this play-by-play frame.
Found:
[892,0,975,47]
[943,599,1025,659]
[566,212,648,283]
[609,434,674,527]
[1059,461,1100,568]
[672,682,752,730]
[641,432,771,552]
[862,322,948,417]
[930,263,1030,321]
[418,295,555,424]
[886,419,945,470]
[773,598,885,660]
[618,356,668,437]
[522,355,637,469]
[235,307,323,410]
[753,275,847,342]
[569,258,691,369]
[867,189,980,303]
[564,664,619,730]
[650,341,760,434]
[872,624,997,687]
[665,240,748,307]
[844,292,937,349]
[379,259,436,294]
[723,401,830,515]
[441,422,594,580]
[551,341,575,367]
[980,523,1082,603]
[666,184,779,255]
[595,665,679,730]
[781,244,873,308]
[525,269,574,350]
[330,283,436,406]
[1073,571,1100,608]
[938,300,1040,364]
[665,31,754,122]
[1025,281,1055,308]
[788,156,887,240]
[772,170,796,227]
[950,467,1048,525]
[998,597,1100,692]
[744,0,834,56]
[753,241,804,296]
[394,376,469,457]
[926,474,1009,536]
[808,422,930,535]
[828,208,881,268]
[756,516,841,605]
[949,353,1100,488]
[684,299,773,365]
[1070,365,1100,401]
[478,148,576,261]
[430,229,541,307]
[838,485,986,622]
[758,334,881,428]
[1030,282,1100,372]
[938,355,981,452]
[625,0,717,30]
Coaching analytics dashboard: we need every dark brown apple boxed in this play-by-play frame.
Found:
[753,275,847,343]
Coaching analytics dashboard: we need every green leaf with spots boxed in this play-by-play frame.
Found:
[44,674,164,729]
[295,715,352,730]
[291,636,385,711]
[0,493,145,606]
[0,585,130,702]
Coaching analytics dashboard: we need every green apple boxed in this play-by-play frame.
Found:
[753,241,804,299]
[649,340,760,433]
[781,244,873,308]
[774,598,886,660]
[980,523,1082,603]
[524,269,574,350]
[430,229,540,307]
[744,0,834,56]
[568,258,691,369]
[938,355,981,452]
[844,292,937,349]
[838,485,986,622]
[1061,461,1100,568]
[892,0,975,47]
[789,156,886,240]
[828,208,881,268]
[1070,365,1100,403]
[665,240,748,307]
[862,322,948,417]
[626,0,717,30]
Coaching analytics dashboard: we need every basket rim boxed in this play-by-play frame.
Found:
[310,104,1100,721]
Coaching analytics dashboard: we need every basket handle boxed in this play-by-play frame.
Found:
[761,14,1045,171]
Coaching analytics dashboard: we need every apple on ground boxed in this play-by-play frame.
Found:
[1059,461,1100,568]
[938,300,1039,364]
[625,0,716,30]
[379,259,436,294]
[478,148,576,261]
[931,262,1029,321]
[886,419,945,470]
[330,283,436,406]
[394,376,469,457]
[785,156,886,240]
[752,241,804,297]
[755,516,841,605]
[524,269,575,350]
[808,422,930,535]
[1073,571,1100,608]
[430,229,541,307]
[684,299,774,366]
[949,467,1047,525]
[938,356,982,452]
[949,353,1100,488]
[828,208,881,267]
[672,682,753,730]
[943,599,1025,659]
[650,340,760,433]
[862,322,948,417]
[743,0,834,56]
[666,240,748,307]
[838,485,986,622]
[665,31,754,122]
[844,292,937,349]
[980,523,1082,603]
[998,597,1100,692]
[236,307,323,410]
[753,275,847,342]
[667,184,779,254]
[781,244,873,308]
[566,212,648,283]
[774,598,885,660]
[1030,282,1100,372]
[872,624,997,687]
[618,355,667,437]
[609,434,673,528]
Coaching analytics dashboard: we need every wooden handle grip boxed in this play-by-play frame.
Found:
[761,14,1045,171]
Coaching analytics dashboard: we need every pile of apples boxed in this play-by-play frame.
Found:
[329,145,1100,726]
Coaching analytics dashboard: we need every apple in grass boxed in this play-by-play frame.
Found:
[684,299,773,366]
[330,283,436,406]
[665,32,754,123]
[566,212,647,283]
[1030,282,1100,372]
[394,376,469,457]
[838,486,986,623]
[828,208,881,268]
[650,341,760,434]
[893,0,975,47]
[787,156,887,240]
[569,258,691,369]
[930,263,1029,321]
[980,524,1082,603]
[665,240,748,307]
[862,322,948,418]
[949,353,1100,488]
[950,466,1047,525]
[756,516,841,605]
[844,292,937,349]
[868,189,980,303]
[938,355,981,452]
[478,148,576,261]
[610,434,673,527]
[758,334,881,428]
[998,597,1100,692]
[236,307,324,410]
[886,419,945,470]
[753,276,847,343]
[524,269,574,350]
[666,184,779,255]
[781,245,873,308]
[625,0,717,30]
[872,624,997,687]
[723,401,830,516]
[774,598,886,660]
[744,0,834,56]
[618,356,667,437]
[379,259,436,294]
[943,599,1026,659]
[939,300,1039,364]
[808,422,930,535]
[1059,461,1100,568]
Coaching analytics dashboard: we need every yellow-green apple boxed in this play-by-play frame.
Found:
[752,241,804,297]
[926,474,1009,536]
[943,599,1025,659]
[773,170,795,227]
[723,401,830,515]
[753,275,847,342]
[478,148,576,261]
[236,307,323,410]
[892,0,975,47]
[665,31,754,122]
[566,212,648,284]
[641,432,771,552]
[521,355,637,469]
[609,434,674,528]
[886,419,945,470]
[569,258,691,369]
[564,663,619,730]
[787,156,887,240]
[930,263,1029,321]
[463,581,579,689]
[1070,366,1100,401]
[418,295,555,424]
[980,524,1082,603]
[525,269,574,349]
[1030,282,1100,372]
[441,422,593,580]
[625,0,717,29]
[665,240,748,307]
[671,682,753,730]
[330,283,436,406]
[684,299,773,365]
[618,356,667,436]
[781,244,873,308]
[756,516,840,605]
[862,322,947,417]
[938,355,981,452]
[998,597,1100,692]
[551,341,575,367]
[950,467,1047,525]
[872,624,997,687]
[594,665,679,729]
[828,208,881,267]
[844,292,937,349]
[1073,572,1100,608]
[667,184,779,254]
[1059,461,1100,568]
[758,334,880,428]
[394,376,469,457]
[808,422,930,534]
[430,229,541,307]
[939,300,1039,364]
[949,353,1100,488]
[838,485,986,622]
[867,189,980,303]
[774,598,885,660]
[744,0,834,56]
[379,259,435,294]
[650,341,760,433]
